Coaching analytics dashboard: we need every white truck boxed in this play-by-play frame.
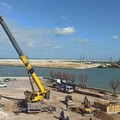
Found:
[52,79,73,93]
[57,83,74,93]
[52,79,66,87]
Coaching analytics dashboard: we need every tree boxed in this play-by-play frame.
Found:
[50,71,55,79]
[70,74,76,90]
[80,74,88,83]
[50,71,62,79]
[62,73,68,80]
[70,74,76,84]
[79,69,88,84]
[109,79,120,96]
[57,71,63,80]
[79,69,88,88]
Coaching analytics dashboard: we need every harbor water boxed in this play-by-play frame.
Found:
[0,66,120,90]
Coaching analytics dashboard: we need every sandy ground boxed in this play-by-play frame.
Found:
[0,59,99,69]
[0,77,120,120]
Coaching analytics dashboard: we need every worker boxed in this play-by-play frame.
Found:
[59,116,65,120]
[49,105,52,114]
[66,116,70,120]
[66,103,68,111]
[60,111,64,117]
[81,110,84,116]
[59,111,65,120]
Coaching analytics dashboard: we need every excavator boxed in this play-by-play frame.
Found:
[0,16,50,112]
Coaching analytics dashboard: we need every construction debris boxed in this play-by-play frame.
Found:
[94,110,114,120]
[94,100,120,114]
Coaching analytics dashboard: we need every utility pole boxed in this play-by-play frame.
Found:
[111,57,112,64]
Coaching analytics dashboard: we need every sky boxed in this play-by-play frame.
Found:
[0,0,120,60]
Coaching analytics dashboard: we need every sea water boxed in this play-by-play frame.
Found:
[0,66,120,90]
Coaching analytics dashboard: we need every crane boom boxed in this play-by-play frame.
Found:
[0,16,50,102]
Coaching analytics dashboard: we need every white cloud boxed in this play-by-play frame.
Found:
[71,37,89,43]
[2,2,11,9]
[0,2,12,13]
[0,19,60,54]
[71,37,92,46]
[61,16,68,20]
[27,42,34,47]
[53,27,75,36]
[1,18,79,57]
[111,35,119,40]
[53,45,60,49]
[50,45,60,51]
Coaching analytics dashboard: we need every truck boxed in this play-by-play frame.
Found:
[57,83,74,93]
[52,79,66,87]
[52,78,73,93]
[0,16,50,112]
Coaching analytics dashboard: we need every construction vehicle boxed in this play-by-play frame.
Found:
[52,78,74,93]
[81,96,93,113]
[58,83,74,93]
[52,79,62,87]
[65,95,75,106]
[0,16,50,112]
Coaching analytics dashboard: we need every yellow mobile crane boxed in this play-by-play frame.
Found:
[0,16,50,112]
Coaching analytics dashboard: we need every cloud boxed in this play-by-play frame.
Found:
[0,2,12,13]
[49,45,60,51]
[53,27,75,36]
[1,2,11,9]
[27,42,34,47]
[61,16,68,20]
[52,45,60,50]
[0,18,79,57]
[53,45,60,49]
[0,19,60,54]
[111,35,119,40]
[71,37,89,43]
[71,37,91,46]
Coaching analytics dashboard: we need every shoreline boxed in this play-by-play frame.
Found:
[0,59,100,69]
[0,76,115,94]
